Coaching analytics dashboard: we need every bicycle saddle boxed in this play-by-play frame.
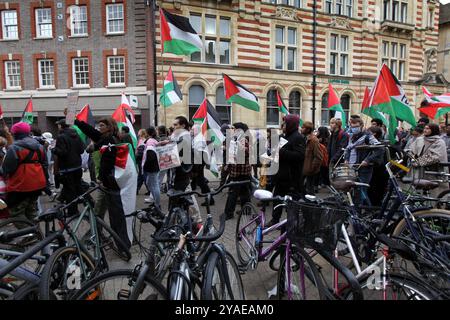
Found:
[412,179,439,191]
[38,204,64,222]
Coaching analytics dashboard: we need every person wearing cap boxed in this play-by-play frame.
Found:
[53,119,85,216]
[1,122,48,222]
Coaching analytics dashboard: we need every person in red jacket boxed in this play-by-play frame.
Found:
[2,122,48,222]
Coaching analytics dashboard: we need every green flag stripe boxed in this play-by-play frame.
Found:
[228,95,260,112]
[163,39,201,56]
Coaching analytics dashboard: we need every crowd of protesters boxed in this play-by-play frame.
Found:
[1,111,450,253]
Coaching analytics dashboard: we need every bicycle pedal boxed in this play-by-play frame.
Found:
[117,289,131,300]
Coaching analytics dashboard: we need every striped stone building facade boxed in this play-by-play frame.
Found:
[156,0,446,129]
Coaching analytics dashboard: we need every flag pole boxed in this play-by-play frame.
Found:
[159,8,167,127]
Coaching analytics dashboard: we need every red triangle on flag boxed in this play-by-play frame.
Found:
[160,9,173,51]
[25,99,33,113]
[361,87,370,111]
[223,74,240,100]
[327,83,340,108]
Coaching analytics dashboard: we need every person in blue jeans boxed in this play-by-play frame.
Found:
[142,127,160,208]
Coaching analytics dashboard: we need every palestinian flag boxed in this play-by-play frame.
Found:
[223,74,260,112]
[160,8,202,56]
[328,83,346,126]
[368,74,397,143]
[160,67,182,108]
[22,99,33,124]
[0,104,3,120]
[419,86,450,119]
[99,143,137,244]
[112,94,138,149]
[192,99,224,146]
[276,91,289,115]
[73,104,94,144]
[380,64,416,127]
[361,86,387,126]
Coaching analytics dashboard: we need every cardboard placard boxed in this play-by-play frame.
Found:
[155,143,181,170]
[66,91,79,125]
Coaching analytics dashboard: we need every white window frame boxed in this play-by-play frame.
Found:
[383,0,408,23]
[325,0,353,17]
[1,10,19,40]
[35,8,53,39]
[274,26,298,71]
[107,56,125,87]
[269,0,302,7]
[329,34,349,76]
[381,40,407,81]
[106,3,124,35]
[288,90,302,117]
[38,59,55,89]
[189,13,232,65]
[266,89,280,128]
[69,5,88,37]
[4,60,21,90]
[72,57,90,88]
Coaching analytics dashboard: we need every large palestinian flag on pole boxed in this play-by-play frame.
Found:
[112,94,138,149]
[73,104,94,144]
[367,74,397,143]
[160,67,182,108]
[160,8,202,56]
[276,91,289,115]
[99,143,137,244]
[22,99,33,124]
[223,74,260,112]
[380,64,416,127]
[328,83,346,126]
[361,86,387,126]
[419,86,450,119]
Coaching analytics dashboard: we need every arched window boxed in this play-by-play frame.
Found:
[216,86,231,124]
[340,93,351,125]
[320,93,330,126]
[289,91,301,116]
[266,89,279,126]
[189,85,205,120]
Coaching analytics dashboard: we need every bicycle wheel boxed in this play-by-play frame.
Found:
[0,217,43,252]
[342,272,437,300]
[235,202,258,267]
[436,189,450,210]
[71,269,167,300]
[277,245,326,300]
[392,209,450,238]
[201,251,245,300]
[39,246,96,300]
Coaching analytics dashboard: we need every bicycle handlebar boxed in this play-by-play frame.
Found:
[0,226,40,243]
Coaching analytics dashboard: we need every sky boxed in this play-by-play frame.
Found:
[441,0,449,4]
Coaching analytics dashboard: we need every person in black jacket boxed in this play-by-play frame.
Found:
[142,126,161,208]
[267,114,306,227]
[328,118,349,167]
[53,119,85,216]
[74,117,131,250]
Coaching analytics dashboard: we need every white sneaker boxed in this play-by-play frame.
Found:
[144,197,154,203]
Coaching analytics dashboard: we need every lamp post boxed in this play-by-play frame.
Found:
[311,0,317,126]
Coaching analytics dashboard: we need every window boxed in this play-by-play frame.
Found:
[383,0,408,23]
[72,58,89,88]
[35,8,53,38]
[329,34,349,76]
[189,14,231,65]
[107,56,125,86]
[216,86,231,124]
[275,26,297,71]
[267,90,279,126]
[38,59,55,88]
[325,0,352,17]
[1,10,18,40]
[70,5,88,36]
[321,93,330,126]
[4,61,21,89]
[381,41,406,80]
[189,85,205,120]
[289,91,301,116]
[340,94,351,124]
[427,8,435,29]
[267,0,302,7]
[106,3,124,34]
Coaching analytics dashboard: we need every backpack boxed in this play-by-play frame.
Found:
[319,143,329,167]
[7,147,47,193]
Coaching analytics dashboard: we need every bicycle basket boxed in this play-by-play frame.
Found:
[286,200,347,252]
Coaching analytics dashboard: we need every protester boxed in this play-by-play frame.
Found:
[2,122,48,222]
[157,125,170,192]
[119,126,135,153]
[267,115,305,227]
[224,122,252,221]
[328,118,349,167]
[316,126,330,188]
[301,121,323,195]
[368,126,389,206]
[440,124,450,162]
[404,125,424,150]
[74,117,133,250]
[142,126,160,208]
[0,137,9,219]
[136,129,150,195]
[53,119,85,216]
